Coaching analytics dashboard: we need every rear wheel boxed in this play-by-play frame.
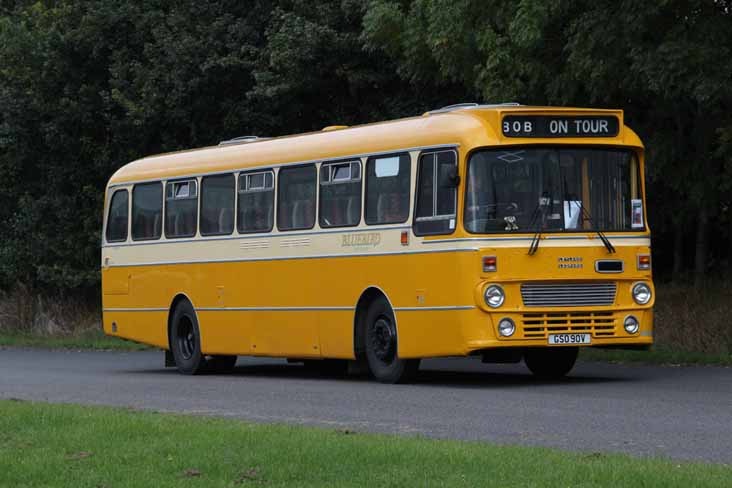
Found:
[364,296,419,384]
[524,347,578,379]
[170,300,206,375]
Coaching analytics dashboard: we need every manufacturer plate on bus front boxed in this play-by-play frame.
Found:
[548,333,591,345]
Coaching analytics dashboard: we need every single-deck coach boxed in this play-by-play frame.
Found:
[102,103,653,382]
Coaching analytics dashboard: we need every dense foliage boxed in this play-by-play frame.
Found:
[0,0,730,295]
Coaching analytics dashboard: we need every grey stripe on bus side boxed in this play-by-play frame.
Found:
[422,235,650,244]
[104,305,475,313]
[103,308,168,312]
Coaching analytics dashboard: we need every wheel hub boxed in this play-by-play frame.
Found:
[176,316,196,360]
[370,317,396,362]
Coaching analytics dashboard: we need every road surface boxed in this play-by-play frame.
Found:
[1,348,730,463]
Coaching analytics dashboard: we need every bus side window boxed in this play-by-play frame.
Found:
[201,174,235,236]
[165,179,198,239]
[277,165,316,231]
[414,150,457,235]
[238,170,275,233]
[365,153,410,225]
[319,160,361,228]
[132,182,163,241]
[105,189,129,243]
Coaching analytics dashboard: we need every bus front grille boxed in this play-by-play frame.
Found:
[520,312,617,339]
[520,282,616,307]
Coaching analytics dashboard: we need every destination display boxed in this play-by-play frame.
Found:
[502,115,620,138]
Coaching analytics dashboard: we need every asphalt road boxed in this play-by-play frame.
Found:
[1,349,730,463]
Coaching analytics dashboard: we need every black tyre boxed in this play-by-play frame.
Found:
[169,300,207,375]
[207,355,238,374]
[524,347,579,380]
[364,296,420,384]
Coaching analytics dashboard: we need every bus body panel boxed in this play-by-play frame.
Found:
[101,106,653,360]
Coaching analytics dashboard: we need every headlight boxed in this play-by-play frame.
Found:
[632,282,652,305]
[498,318,515,337]
[624,315,640,334]
[484,285,505,308]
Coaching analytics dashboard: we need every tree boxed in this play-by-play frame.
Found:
[363,0,732,285]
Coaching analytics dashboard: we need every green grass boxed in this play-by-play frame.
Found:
[0,400,729,487]
[580,347,732,367]
[0,330,149,351]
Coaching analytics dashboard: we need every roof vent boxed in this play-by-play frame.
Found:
[218,136,269,146]
[322,125,349,132]
[424,102,521,116]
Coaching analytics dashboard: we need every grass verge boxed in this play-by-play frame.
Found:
[580,347,732,367]
[0,330,149,351]
[1,400,730,487]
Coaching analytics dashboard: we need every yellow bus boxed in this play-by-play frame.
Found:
[102,103,653,382]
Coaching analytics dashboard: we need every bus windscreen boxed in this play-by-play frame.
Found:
[465,148,641,234]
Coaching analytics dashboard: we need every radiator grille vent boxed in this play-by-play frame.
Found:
[520,312,617,339]
[520,283,616,307]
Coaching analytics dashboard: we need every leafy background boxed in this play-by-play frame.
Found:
[1,0,730,299]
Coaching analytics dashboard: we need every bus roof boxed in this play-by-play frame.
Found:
[108,105,643,186]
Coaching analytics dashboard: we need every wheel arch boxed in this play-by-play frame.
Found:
[353,286,397,360]
[167,293,198,351]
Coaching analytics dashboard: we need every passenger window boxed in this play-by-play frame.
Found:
[414,150,457,235]
[277,165,316,231]
[200,174,235,236]
[238,170,274,233]
[365,153,410,225]
[165,179,198,238]
[106,189,129,243]
[319,161,361,228]
[132,182,163,241]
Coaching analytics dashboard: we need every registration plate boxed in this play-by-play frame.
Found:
[548,333,591,345]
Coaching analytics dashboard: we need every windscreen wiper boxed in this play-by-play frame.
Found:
[527,194,551,255]
[577,202,616,254]
[560,173,615,254]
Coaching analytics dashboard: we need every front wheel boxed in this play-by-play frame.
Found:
[524,347,578,379]
[364,296,419,384]
[170,300,207,375]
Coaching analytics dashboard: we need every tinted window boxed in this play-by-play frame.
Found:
[106,189,128,242]
[132,182,163,240]
[165,179,198,238]
[238,170,275,233]
[319,161,361,228]
[365,153,410,225]
[464,148,640,233]
[200,174,235,236]
[277,165,316,231]
[414,150,457,235]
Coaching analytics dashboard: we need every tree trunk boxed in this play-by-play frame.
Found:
[694,206,709,289]
[672,218,684,280]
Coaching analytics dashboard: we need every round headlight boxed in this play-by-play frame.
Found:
[624,315,640,334]
[632,282,652,305]
[484,285,505,308]
[498,318,515,337]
